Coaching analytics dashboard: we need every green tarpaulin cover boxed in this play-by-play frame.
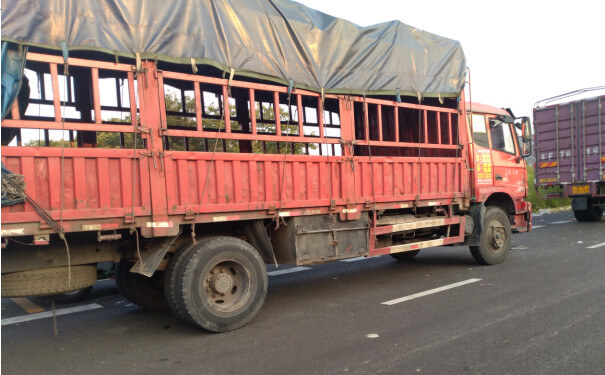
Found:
[1,0,466,98]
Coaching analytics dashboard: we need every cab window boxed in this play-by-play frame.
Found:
[470,114,489,148]
[489,119,516,154]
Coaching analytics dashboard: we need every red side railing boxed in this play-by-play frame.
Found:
[1,52,470,239]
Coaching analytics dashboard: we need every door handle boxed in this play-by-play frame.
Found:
[495,174,502,181]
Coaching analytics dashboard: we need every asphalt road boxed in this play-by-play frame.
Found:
[2,211,604,375]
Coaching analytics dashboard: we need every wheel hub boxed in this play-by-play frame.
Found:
[490,226,505,248]
[209,273,233,295]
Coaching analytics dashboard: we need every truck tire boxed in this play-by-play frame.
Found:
[390,250,420,261]
[53,286,94,304]
[573,199,603,222]
[1,266,97,298]
[172,236,268,332]
[469,207,511,265]
[164,242,200,321]
[115,260,169,310]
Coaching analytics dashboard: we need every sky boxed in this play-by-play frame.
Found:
[296,0,605,121]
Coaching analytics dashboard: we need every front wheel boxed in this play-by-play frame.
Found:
[470,207,512,265]
[168,236,267,332]
[390,250,420,261]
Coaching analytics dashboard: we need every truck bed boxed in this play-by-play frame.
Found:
[1,52,469,239]
[534,95,604,188]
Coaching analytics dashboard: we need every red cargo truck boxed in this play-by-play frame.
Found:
[1,0,532,332]
[534,89,605,221]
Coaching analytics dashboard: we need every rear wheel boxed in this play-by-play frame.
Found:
[164,242,199,321]
[470,207,512,265]
[115,260,169,310]
[170,236,267,332]
[573,199,603,222]
[390,250,420,261]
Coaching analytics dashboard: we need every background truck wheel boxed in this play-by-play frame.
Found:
[470,207,512,265]
[2,266,97,298]
[390,250,420,261]
[53,286,94,304]
[171,236,267,332]
[115,260,169,310]
[573,199,603,222]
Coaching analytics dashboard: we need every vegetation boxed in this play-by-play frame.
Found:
[98,92,314,154]
[526,166,570,210]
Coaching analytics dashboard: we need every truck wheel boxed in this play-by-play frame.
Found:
[53,286,94,304]
[390,250,420,261]
[172,236,267,332]
[470,207,511,265]
[164,242,199,321]
[115,260,169,310]
[573,200,603,222]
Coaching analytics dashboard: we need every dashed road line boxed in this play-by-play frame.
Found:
[551,220,572,224]
[382,278,482,306]
[587,242,605,249]
[532,225,545,229]
[11,298,44,314]
[267,266,311,277]
[2,303,103,326]
[340,256,367,263]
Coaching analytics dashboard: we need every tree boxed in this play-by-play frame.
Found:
[162,91,315,155]
[31,90,317,155]
[25,138,74,147]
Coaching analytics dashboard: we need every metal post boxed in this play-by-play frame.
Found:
[570,104,575,181]
[599,97,603,180]
[582,101,587,180]
[555,106,560,182]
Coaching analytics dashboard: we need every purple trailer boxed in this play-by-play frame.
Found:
[534,90,605,221]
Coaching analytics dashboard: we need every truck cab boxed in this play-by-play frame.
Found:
[467,102,533,232]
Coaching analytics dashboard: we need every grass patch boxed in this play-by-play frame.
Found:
[526,166,570,210]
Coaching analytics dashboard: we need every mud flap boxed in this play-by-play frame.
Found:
[462,203,486,246]
[242,220,277,266]
[131,228,181,277]
[572,196,588,211]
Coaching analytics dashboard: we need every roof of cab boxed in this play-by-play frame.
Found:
[466,102,510,116]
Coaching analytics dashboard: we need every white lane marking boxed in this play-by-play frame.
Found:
[532,225,545,229]
[267,266,311,277]
[2,303,103,326]
[340,256,367,263]
[551,220,572,224]
[587,242,605,249]
[97,278,115,283]
[382,278,482,306]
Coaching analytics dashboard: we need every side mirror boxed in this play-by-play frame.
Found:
[521,139,532,158]
[518,117,532,142]
[514,117,532,158]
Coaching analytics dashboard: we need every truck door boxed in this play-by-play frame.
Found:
[488,117,526,199]
[469,114,494,188]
